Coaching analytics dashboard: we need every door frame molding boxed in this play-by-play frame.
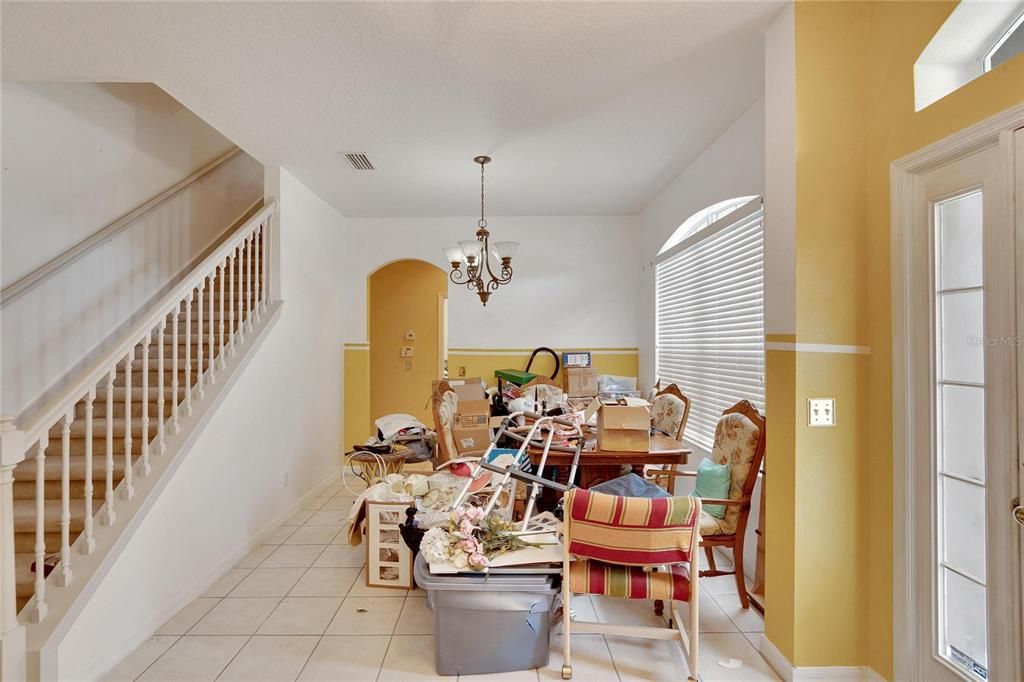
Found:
[891,103,1024,682]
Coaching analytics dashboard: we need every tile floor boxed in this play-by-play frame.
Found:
[102,485,779,681]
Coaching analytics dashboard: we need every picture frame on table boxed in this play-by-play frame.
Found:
[365,500,414,589]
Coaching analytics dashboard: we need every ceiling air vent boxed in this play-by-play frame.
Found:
[342,152,375,170]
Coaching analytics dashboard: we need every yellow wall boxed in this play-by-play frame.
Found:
[368,260,448,431]
[770,1,1024,676]
[343,345,371,447]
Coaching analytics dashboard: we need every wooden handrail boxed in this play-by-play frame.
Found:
[0,147,243,309]
[17,201,276,445]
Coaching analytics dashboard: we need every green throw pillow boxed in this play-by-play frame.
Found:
[694,457,731,519]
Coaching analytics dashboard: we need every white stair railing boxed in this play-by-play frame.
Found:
[0,202,276,678]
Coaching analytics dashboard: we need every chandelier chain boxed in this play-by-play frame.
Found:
[480,159,486,227]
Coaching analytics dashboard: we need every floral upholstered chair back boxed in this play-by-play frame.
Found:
[704,402,765,535]
[651,384,690,440]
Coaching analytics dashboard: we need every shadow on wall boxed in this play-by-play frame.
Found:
[367,259,448,433]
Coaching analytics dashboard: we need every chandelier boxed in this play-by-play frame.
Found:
[443,155,518,306]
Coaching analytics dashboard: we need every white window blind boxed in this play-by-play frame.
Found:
[655,199,765,451]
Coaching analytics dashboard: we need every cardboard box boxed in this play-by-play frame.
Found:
[596,402,651,453]
[563,367,598,397]
[454,379,485,401]
[453,397,490,455]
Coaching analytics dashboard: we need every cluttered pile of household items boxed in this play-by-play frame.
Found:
[341,351,766,680]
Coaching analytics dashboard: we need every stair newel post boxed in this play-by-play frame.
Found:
[121,355,134,501]
[260,218,269,315]
[228,250,236,357]
[0,421,28,680]
[218,261,226,370]
[101,367,116,526]
[157,319,166,455]
[30,435,48,622]
[171,308,180,434]
[185,292,193,417]
[81,389,96,554]
[140,332,151,477]
[196,281,205,400]
[208,270,216,384]
[57,411,74,587]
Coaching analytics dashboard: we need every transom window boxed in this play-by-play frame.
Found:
[655,196,765,450]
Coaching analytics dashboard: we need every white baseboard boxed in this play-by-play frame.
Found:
[759,636,885,681]
[77,470,341,681]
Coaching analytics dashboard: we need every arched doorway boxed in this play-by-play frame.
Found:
[367,259,448,432]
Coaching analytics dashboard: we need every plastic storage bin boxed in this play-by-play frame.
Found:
[413,554,559,676]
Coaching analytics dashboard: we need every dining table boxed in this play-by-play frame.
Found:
[526,433,691,491]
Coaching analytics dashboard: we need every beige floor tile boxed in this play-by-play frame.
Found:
[190,597,280,635]
[313,543,366,568]
[203,568,252,598]
[305,509,347,526]
[320,496,357,511]
[218,635,319,681]
[137,635,248,681]
[264,526,298,544]
[303,496,332,511]
[591,595,668,628]
[230,567,306,597]
[566,595,598,624]
[378,634,453,681]
[155,597,220,635]
[285,510,316,526]
[348,567,415,597]
[262,544,326,568]
[286,526,341,545]
[289,567,361,597]
[674,593,739,634]
[542,634,617,682]
[459,670,539,681]
[326,596,405,635]
[604,634,689,681]
[696,633,779,681]
[297,635,390,681]
[395,596,434,635]
[701,574,744,597]
[321,483,344,495]
[236,545,277,568]
[258,597,343,635]
[99,635,178,681]
[710,593,765,633]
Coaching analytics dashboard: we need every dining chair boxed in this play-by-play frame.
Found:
[559,487,702,681]
[648,383,691,492]
[649,399,765,608]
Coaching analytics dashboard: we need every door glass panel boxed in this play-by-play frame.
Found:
[940,384,986,482]
[934,189,987,679]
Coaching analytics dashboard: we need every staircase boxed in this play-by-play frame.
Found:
[0,202,276,678]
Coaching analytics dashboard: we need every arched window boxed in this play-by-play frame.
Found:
[655,196,764,450]
[657,196,757,255]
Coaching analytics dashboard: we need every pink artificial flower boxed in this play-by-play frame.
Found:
[468,553,490,569]
[459,519,475,536]
[459,538,480,554]
[451,508,466,521]
[465,506,485,522]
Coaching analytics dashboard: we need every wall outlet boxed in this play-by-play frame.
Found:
[404,329,416,341]
[404,359,412,371]
[400,346,414,357]
[808,398,836,427]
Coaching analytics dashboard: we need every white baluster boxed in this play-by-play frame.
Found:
[57,412,73,586]
[228,251,236,356]
[122,356,134,500]
[238,242,247,345]
[196,282,205,400]
[208,272,216,384]
[171,308,180,434]
[81,390,96,554]
[185,293,193,416]
[31,436,48,622]
[254,225,262,324]
[158,320,166,454]
[247,233,255,333]
[101,368,116,526]
[218,262,227,370]
[140,333,151,476]
[0,422,27,681]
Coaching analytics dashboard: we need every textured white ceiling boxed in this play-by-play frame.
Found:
[1,1,780,217]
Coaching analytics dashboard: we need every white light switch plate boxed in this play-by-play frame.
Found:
[400,346,415,357]
[808,398,836,427]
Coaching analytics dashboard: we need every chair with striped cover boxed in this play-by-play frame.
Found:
[559,488,702,680]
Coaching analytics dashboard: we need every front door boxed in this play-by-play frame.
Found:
[905,131,1023,681]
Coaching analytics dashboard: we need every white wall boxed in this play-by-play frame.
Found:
[0,83,263,417]
[636,99,766,390]
[56,168,345,679]
[342,215,640,349]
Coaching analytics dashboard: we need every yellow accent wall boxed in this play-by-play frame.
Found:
[368,260,448,433]
[343,346,371,447]
[769,1,1024,677]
